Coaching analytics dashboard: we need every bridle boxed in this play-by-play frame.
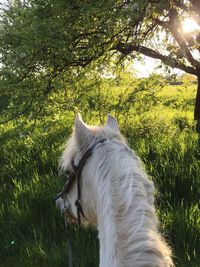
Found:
[54,138,106,267]
[55,138,106,224]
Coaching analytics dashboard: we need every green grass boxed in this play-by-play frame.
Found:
[1,78,200,266]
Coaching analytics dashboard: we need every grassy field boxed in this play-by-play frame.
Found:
[1,75,200,267]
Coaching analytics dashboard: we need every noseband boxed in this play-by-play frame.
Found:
[55,138,106,224]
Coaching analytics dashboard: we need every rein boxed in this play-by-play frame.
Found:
[55,138,106,266]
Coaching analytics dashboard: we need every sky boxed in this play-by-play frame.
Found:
[131,57,183,78]
[133,57,161,78]
[0,0,6,7]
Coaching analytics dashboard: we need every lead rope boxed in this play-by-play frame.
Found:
[63,203,73,267]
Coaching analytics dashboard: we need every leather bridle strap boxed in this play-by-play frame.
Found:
[55,138,106,222]
[71,138,106,224]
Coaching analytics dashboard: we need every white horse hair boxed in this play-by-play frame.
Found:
[57,114,174,267]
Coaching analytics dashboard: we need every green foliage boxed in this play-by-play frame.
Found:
[1,0,200,122]
[1,75,200,267]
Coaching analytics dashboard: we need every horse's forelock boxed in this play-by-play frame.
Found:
[59,134,77,173]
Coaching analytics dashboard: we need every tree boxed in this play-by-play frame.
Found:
[0,0,200,128]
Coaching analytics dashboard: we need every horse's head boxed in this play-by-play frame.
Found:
[56,113,124,225]
[56,114,174,267]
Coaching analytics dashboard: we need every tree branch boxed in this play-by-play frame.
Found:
[0,98,34,124]
[173,1,189,12]
[156,9,200,69]
[114,42,198,76]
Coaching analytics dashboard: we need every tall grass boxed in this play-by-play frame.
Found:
[1,77,200,267]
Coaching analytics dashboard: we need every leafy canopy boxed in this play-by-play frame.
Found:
[0,0,200,121]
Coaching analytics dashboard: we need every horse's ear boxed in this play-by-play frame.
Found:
[105,114,119,132]
[74,113,93,148]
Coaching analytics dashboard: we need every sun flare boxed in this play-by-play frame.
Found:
[182,18,200,33]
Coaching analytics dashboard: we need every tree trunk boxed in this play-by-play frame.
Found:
[194,74,200,133]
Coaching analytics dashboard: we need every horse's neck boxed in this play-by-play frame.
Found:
[95,160,172,267]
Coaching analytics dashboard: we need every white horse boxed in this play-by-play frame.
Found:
[56,114,173,267]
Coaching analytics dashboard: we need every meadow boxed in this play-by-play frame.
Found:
[0,73,200,267]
